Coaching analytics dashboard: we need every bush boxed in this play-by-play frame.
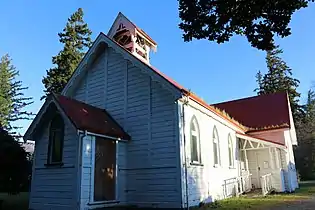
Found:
[0,128,30,194]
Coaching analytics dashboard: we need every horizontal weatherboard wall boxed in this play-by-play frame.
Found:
[72,46,182,208]
[29,113,79,210]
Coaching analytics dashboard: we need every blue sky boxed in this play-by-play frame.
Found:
[1,0,315,135]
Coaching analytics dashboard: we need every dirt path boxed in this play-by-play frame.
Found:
[266,198,315,210]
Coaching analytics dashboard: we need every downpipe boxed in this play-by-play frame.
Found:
[181,96,189,210]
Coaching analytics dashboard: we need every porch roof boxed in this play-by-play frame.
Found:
[24,94,131,141]
[236,132,286,149]
[55,94,131,140]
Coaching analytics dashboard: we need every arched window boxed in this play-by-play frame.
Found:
[228,134,234,167]
[190,116,201,163]
[213,126,220,166]
[48,114,64,164]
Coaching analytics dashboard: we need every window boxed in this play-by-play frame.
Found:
[48,114,64,164]
[228,134,234,167]
[213,126,220,166]
[190,116,201,163]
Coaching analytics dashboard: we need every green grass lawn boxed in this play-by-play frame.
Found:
[196,182,315,210]
[0,183,314,210]
[0,192,29,210]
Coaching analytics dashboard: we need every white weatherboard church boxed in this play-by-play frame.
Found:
[24,13,298,209]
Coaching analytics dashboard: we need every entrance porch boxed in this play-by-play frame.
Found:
[238,133,287,195]
[222,133,287,198]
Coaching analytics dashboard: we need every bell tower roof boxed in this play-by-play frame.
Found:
[107,12,157,64]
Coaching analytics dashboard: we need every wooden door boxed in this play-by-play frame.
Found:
[247,150,259,188]
[94,137,116,201]
[256,150,270,188]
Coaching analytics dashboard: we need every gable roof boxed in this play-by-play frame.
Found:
[24,94,130,141]
[98,32,247,131]
[213,92,290,132]
[108,12,157,46]
[62,20,293,134]
[56,94,130,140]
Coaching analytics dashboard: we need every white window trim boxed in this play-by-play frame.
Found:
[47,114,64,165]
[228,134,234,168]
[213,126,220,167]
[190,116,202,164]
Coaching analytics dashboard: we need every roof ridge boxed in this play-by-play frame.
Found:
[63,31,289,134]
[213,91,287,106]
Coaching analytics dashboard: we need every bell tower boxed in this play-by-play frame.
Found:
[108,12,157,64]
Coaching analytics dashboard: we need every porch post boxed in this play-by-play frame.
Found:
[269,147,274,169]
[244,149,249,171]
[275,148,280,169]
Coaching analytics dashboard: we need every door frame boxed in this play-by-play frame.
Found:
[255,151,261,188]
[89,136,119,204]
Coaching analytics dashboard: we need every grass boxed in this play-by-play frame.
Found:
[0,192,29,210]
[0,183,314,210]
[196,182,315,210]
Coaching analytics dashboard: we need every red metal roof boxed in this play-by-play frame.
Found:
[213,92,290,131]
[86,33,292,134]
[236,132,286,146]
[55,94,130,140]
[102,33,245,131]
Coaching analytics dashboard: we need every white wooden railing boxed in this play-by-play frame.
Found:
[260,173,272,195]
[223,173,252,198]
[237,173,252,194]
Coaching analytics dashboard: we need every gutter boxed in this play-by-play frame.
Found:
[77,130,129,142]
[181,93,245,133]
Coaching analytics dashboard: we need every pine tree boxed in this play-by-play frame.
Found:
[42,8,92,99]
[255,45,301,120]
[295,88,315,180]
[305,89,315,125]
[0,54,33,133]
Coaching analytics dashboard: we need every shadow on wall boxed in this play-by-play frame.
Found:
[287,161,298,191]
[185,165,215,207]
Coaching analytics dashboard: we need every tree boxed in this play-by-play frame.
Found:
[295,89,315,180]
[255,45,301,120]
[178,0,314,51]
[0,126,29,194]
[42,8,92,99]
[0,54,33,133]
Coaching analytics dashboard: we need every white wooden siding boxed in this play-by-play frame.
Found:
[29,115,79,210]
[74,78,87,102]
[87,52,106,108]
[179,100,239,207]
[284,130,298,191]
[80,135,93,208]
[72,46,181,208]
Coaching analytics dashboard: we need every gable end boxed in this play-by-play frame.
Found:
[62,33,182,100]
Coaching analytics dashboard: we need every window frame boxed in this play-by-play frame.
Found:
[228,134,234,168]
[213,126,220,167]
[47,113,65,165]
[190,116,202,164]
